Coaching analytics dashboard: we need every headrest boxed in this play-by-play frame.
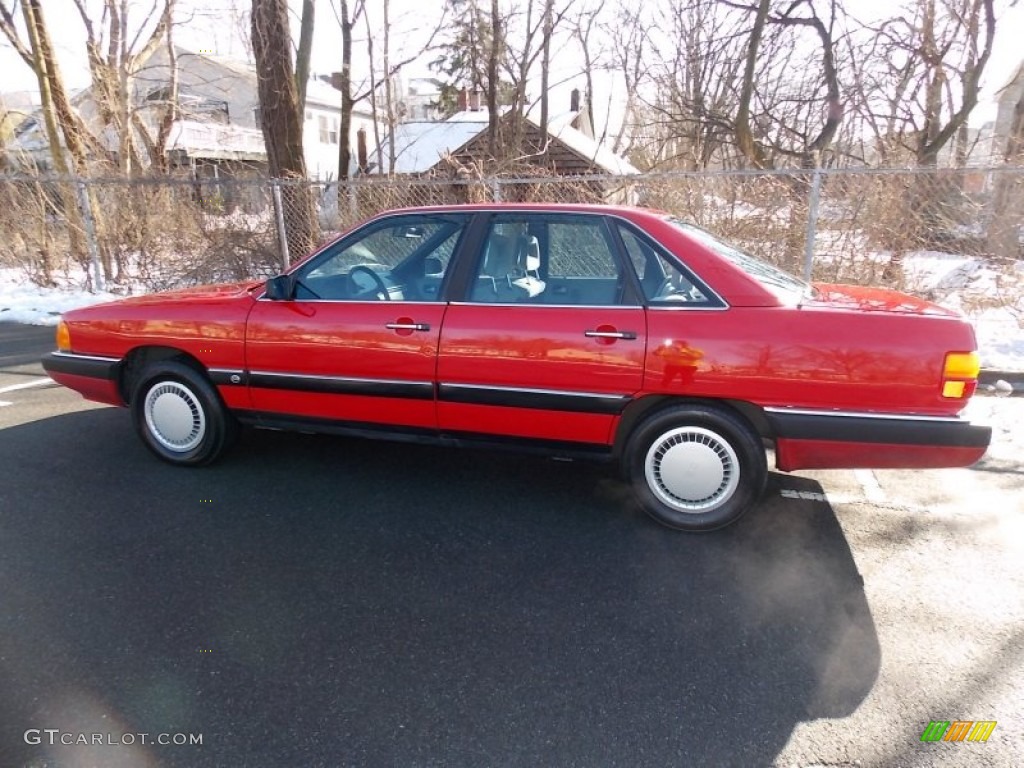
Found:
[518,235,541,273]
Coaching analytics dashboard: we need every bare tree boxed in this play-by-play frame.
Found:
[734,0,772,168]
[333,0,366,181]
[251,0,318,257]
[295,0,315,112]
[846,0,995,166]
[488,0,502,156]
[539,0,554,135]
[987,89,1024,260]
[2,0,95,267]
[70,0,175,175]
[570,0,605,134]
[357,1,449,174]
[639,2,744,169]
[604,5,647,157]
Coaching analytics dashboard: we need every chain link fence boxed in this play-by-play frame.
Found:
[1,167,1021,298]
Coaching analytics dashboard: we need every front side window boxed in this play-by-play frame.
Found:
[295,215,467,301]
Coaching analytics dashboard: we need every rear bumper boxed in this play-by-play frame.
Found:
[42,351,124,406]
[766,407,991,471]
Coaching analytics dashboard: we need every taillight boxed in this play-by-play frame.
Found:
[941,351,980,399]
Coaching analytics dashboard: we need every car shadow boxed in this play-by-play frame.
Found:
[0,409,880,768]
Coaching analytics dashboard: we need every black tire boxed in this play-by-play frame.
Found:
[131,360,237,466]
[624,403,767,531]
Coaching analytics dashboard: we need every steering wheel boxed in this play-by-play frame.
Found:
[349,265,391,301]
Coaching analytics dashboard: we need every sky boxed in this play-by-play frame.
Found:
[1,0,1022,127]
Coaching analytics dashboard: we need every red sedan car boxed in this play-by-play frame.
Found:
[43,204,990,531]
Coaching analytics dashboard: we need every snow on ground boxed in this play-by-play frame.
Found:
[1,248,1023,370]
[963,393,1024,462]
[903,251,1024,372]
[0,268,121,325]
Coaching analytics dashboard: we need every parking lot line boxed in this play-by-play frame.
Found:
[0,377,52,395]
[854,469,887,503]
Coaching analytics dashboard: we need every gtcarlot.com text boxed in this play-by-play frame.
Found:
[24,729,203,746]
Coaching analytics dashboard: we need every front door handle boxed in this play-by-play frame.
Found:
[584,329,637,340]
[386,322,431,331]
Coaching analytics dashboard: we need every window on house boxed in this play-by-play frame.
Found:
[318,115,329,143]
[329,118,339,144]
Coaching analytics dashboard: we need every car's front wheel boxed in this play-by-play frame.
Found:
[624,404,767,531]
[131,360,237,466]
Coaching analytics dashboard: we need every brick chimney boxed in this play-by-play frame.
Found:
[468,89,481,111]
[457,87,468,112]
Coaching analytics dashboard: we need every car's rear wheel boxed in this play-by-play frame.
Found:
[131,360,237,466]
[624,404,766,531]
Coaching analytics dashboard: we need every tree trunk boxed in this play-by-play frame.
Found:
[735,0,770,169]
[22,0,92,266]
[383,0,396,175]
[295,0,315,112]
[251,0,318,259]
[338,0,353,181]
[487,0,501,159]
[539,0,553,140]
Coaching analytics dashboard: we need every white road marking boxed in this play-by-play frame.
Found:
[0,377,52,395]
[0,400,11,407]
[779,488,830,502]
[854,469,887,503]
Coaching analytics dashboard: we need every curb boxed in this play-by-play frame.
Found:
[978,370,1024,395]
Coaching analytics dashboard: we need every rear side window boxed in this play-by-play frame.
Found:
[467,214,638,306]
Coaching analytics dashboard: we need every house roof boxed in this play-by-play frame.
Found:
[996,60,1024,96]
[387,116,490,173]
[174,47,375,117]
[385,108,637,176]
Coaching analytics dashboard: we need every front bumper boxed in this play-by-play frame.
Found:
[42,351,124,406]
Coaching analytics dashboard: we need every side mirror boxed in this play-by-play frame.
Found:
[265,274,295,301]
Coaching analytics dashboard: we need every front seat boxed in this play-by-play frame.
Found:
[472,233,536,303]
[510,235,545,300]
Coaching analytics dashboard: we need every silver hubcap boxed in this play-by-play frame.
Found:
[144,381,206,453]
[645,426,740,513]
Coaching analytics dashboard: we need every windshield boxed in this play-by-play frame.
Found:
[667,218,814,303]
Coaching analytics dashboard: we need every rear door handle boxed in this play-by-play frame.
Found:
[584,329,637,340]
[386,322,431,331]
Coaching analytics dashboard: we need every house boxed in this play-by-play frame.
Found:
[991,60,1024,162]
[0,91,36,149]
[400,76,445,122]
[3,47,381,185]
[383,88,638,202]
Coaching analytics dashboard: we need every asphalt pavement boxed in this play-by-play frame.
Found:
[0,322,1020,767]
